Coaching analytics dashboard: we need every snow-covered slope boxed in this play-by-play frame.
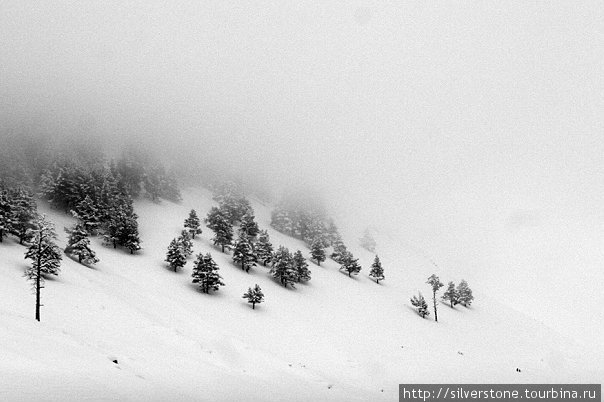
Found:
[0,188,601,401]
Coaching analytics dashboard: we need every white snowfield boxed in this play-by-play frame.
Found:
[0,188,601,402]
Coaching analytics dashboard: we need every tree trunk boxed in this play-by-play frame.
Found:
[79,254,82,263]
[252,302,255,310]
[35,232,43,322]
[433,292,438,322]
[221,244,224,252]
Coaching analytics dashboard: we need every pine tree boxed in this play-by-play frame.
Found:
[121,213,142,254]
[73,195,101,235]
[457,279,474,307]
[270,246,297,288]
[239,213,259,239]
[442,281,459,308]
[339,251,361,277]
[184,209,202,239]
[410,292,430,318]
[0,187,13,242]
[254,229,274,266]
[359,228,377,252]
[191,253,224,293]
[309,238,326,266]
[232,233,257,273]
[10,188,37,244]
[178,230,193,258]
[293,250,311,282]
[330,238,348,264]
[102,196,141,254]
[205,206,223,231]
[64,223,99,264]
[24,215,62,321]
[165,238,187,272]
[211,213,233,253]
[242,284,264,309]
[426,274,444,322]
[369,255,385,284]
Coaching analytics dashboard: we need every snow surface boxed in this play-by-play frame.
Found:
[1,188,602,401]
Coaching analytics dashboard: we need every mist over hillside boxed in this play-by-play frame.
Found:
[1,1,603,394]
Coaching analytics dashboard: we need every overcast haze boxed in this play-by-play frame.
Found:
[1,2,604,347]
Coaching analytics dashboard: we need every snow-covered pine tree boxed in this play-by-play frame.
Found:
[426,274,444,322]
[191,253,224,293]
[64,223,99,264]
[359,228,377,252]
[205,206,223,232]
[73,195,101,235]
[242,284,264,309]
[369,255,385,284]
[210,213,233,253]
[410,292,430,318]
[254,229,274,266]
[0,187,13,242]
[184,209,202,239]
[165,238,187,272]
[330,238,348,264]
[270,246,297,288]
[270,205,292,234]
[121,213,141,254]
[456,279,474,307]
[232,232,257,273]
[442,281,459,308]
[239,213,259,239]
[178,230,193,258]
[293,250,311,282]
[339,251,361,277]
[24,215,62,321]
[309,238,326,266]
[10,187,37,244]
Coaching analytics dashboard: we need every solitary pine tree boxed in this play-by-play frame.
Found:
[184,209,202,239]
[369,255,385,284]
[178,230,193,258]
[165,238,187,272]
[242,284,264,309]
[309,238,326,266]
[24,215,62,321]
[211,214,233,253]
[254,229,274,266]
[293,250,311,282]
[339,251,362,277]
[426,274,444,322]
[64,223,99,265]
[191,253,224,293]
[232,233,257,273]
[270,246,297,288]
[457,280,474,307]
[442,281,459,308]
[410,292,430,318]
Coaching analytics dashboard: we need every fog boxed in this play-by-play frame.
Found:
[2,2,603,348]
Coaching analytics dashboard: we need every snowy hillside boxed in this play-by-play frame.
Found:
[0,188,601,401]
